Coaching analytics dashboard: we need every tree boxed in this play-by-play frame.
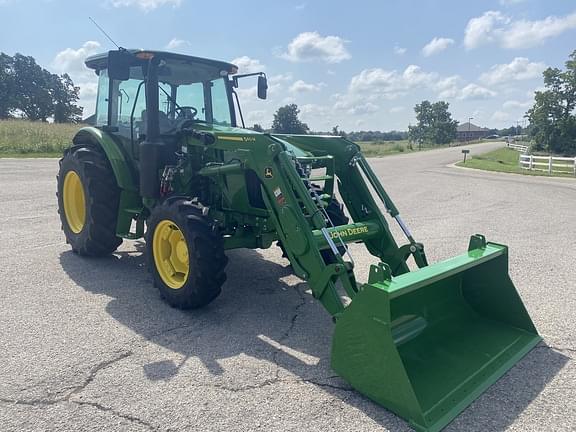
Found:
[0,52,83,122]
[52,73,83,123]
[0,53,15,118]
[271,104,309,134]
[408,100,457,145]
[11,53,54,121]
[526,50,576,154]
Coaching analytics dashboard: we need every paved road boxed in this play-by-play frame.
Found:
[0,142,574,432]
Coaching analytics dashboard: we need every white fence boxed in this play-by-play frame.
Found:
[520,154,576,176]
[507,142,528,153]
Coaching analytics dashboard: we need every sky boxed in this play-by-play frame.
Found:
[1,0,575,131]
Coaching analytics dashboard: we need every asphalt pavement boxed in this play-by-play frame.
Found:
[0,141,574,431]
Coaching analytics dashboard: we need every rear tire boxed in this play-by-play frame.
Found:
[57,144,122,256]
[147,199,228,309]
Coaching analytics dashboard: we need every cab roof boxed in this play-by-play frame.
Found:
[84,49,238,75]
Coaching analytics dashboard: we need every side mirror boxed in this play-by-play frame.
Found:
[257,75,268,100]
[107,50,132,81]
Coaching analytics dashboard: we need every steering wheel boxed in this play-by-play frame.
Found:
[170,106,198,120]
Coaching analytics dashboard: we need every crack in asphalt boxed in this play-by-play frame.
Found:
[0,351,161,431]
[183,375,354,394]
[68,351,133,398]
[271,282,308,382]
[0,351,132,407]
[71,400,161,431]
[186,283,354,394]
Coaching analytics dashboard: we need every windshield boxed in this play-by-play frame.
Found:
[159,77,232,126]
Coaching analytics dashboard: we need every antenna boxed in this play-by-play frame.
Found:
[89,17,122,50]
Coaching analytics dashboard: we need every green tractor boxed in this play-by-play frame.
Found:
[57,49,540,432]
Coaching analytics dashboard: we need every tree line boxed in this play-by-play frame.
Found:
[262,102,456,144]
[0,53,83,123]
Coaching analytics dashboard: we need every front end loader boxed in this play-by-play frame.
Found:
[56,49,540,432]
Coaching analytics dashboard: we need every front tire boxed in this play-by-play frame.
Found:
[147,199,228,309]
[57,144,122,256]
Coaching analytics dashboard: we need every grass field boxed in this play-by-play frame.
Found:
[357,139,488,157]
[456,147,575,178]
[356,140,413,157]
[0,120,80,157]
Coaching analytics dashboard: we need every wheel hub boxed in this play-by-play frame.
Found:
[63,171,86,234]
[153,220,190,289]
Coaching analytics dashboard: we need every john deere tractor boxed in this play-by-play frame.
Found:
[57,49,540,432]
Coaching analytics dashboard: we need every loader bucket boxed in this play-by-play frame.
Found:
[331,235,540,432]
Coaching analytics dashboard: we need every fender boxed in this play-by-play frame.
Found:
[73,127,137,191]
[72,127,144,238]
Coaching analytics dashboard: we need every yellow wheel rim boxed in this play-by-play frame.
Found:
[63,171,86,234]
[153,220,189,289]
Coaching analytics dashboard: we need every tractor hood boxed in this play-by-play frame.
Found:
[193,123,310,158]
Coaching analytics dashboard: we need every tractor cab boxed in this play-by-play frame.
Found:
[85,50,266,143]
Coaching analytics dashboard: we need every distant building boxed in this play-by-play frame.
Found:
[456,122,490,141]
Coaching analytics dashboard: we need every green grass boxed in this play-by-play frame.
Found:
[456,147,575,178]
[356,139,488,158]
[356,140,413,157]
[0,119,81,157]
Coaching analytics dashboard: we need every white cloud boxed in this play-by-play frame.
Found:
[431,75,496,100]
[349,65,437,98]
[165,38,190,51]
[464,11,509,49]
[491,111,510,122]
[346,102,379,115]
[280,31,351,63]
[458,83,497,100]
[480,57,546,85]
[299,103,329,118]
[503,100,532,109]
[389,106,405,113]
[421,37,454,57]
[289,80,325,93]
[269,73,293,84]
[393,45,407,55]
[332,97,378,117]
[51,41,101,79]
[502,13,576,48]
[51,41,103,117]
[109,0,181,12]
[435,75,463,99]
[79,82,98,99]
[230,56,266,73]
[464,10,576,49]
[245,110,266,125]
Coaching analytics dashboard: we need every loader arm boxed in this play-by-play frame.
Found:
[194,131,420,316]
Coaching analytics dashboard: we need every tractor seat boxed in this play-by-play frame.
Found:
[140,110,177,136]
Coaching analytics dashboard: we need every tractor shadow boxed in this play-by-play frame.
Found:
[59,244,568,432]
